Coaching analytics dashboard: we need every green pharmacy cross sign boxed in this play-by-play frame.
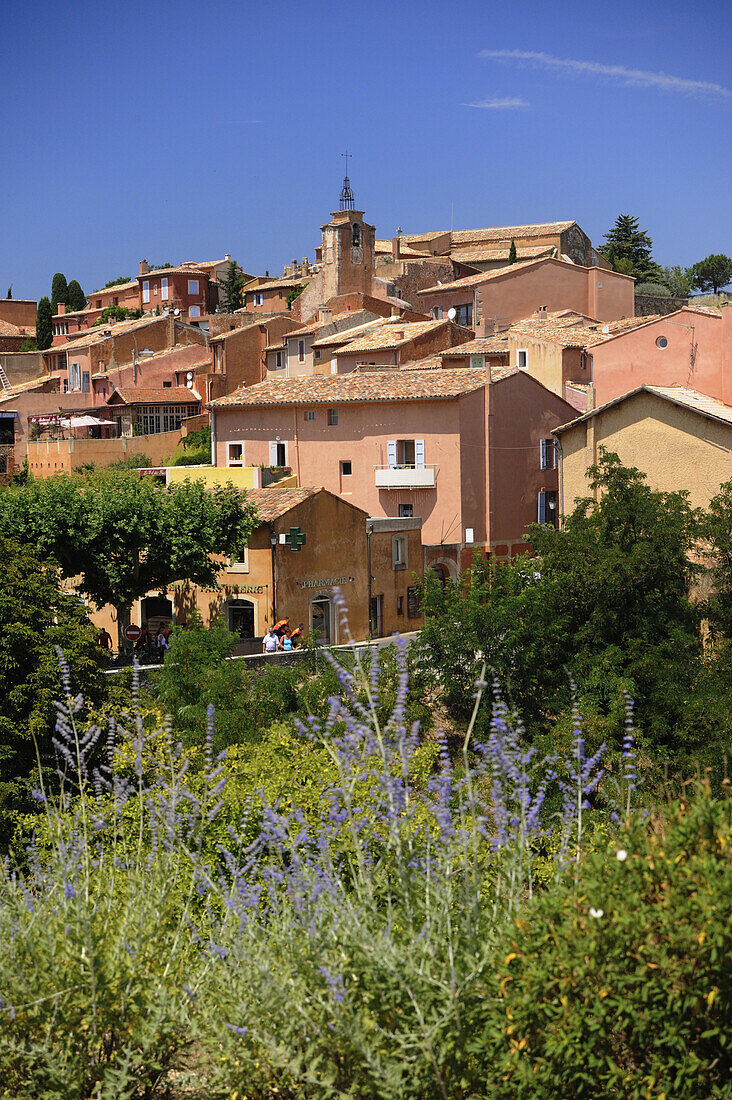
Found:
[284,526,307,551]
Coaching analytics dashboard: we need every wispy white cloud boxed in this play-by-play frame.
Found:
[462,96,530,110]
[478,49,731,99]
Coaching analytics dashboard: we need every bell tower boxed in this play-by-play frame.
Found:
[320,155,375,300]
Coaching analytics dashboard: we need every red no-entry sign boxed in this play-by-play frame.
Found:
[124,624,143,642]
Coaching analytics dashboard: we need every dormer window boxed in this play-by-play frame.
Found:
[352,222,360,248]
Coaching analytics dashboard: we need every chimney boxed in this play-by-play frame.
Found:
[57,302,66,316]
[392,233,401,261]
[225,254,231,262]
[476,318,490,338]
[139,259,149,275]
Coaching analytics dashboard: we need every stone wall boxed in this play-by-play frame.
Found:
[635,293,688,317]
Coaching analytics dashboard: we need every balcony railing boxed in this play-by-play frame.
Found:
[374,464,436,490]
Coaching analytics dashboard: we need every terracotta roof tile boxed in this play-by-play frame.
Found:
[88,280,139,297]
[557,385,732,433]
[210,367,488,408]
[419,258,547,294]
[451,244,555,263]
[335,319,452,355]
[107,386,201,405]
[402,221,576,246]
[0,320,28,337]
[440,336,510,357]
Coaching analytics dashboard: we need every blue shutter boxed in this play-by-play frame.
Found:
[415,439,426,469]
[538,491,547,524]
[387,440,397,468]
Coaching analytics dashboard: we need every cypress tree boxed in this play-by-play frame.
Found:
[508,238,517,264]
[36,297,53,350]
[6,286,11,299]
[50,273,68,315]
[67,280,87,312]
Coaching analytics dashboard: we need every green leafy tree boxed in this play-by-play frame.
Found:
[0,470,259,650]
[66,279,87,312]
[419,451,702,751]
[19,337,37,352]
[508,238,517,264]
[218,260,246,312]
[35,296,53,350]
[704,478,732,639]
[5,286,11,299]
[0,537,105,840]
[103,275,132,288]
[690,253,732,295]
[50,272,68,314]
[660,264,695,297]
[599,214,661,282]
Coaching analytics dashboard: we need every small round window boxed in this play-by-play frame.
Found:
[655,336,668,349]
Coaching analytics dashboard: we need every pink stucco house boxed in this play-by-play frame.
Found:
[209,366,575,576]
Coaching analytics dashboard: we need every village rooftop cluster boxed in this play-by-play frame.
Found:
[1,175,730,649]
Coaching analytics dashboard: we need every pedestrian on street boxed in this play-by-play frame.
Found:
[262,627,279,654]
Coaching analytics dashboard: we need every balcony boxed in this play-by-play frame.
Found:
[374,464,436,490]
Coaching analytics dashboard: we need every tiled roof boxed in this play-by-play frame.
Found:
[247,276,309,293]
[335,319,449,355]
[0,320,27,337]
[210,367,488,408]
[509,313,655,349]
[556,385,732,434]
[419,258,547,294]
[451,244,555,263]
[311,318,388,349]
[247,486,320,521]
[107,386,201,405]
[138,266,210,280]
[401,221,576,246]
[647,386,732,426]
[398,355,447,371]
[440,337,510,357]
[88,280,139,297]
[42,316,163,352]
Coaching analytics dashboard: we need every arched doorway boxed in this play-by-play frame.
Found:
[227,598,256,640]
[310,596,332,644]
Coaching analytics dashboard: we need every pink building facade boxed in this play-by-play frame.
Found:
[418,257,635,331]
[590,305,730,407]
[210,368,575,575]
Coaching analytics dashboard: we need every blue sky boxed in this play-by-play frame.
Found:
[1,0,729,300]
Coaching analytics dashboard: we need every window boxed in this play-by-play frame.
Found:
[387,439,425,469]
[142,281,150,304]
[465,527,474,543]
[314,348,321,360]
[228,599,255,639]
[69,362,81,390]
[228,443,244,466]
[655,335,668,349]
[275,350,283,369]
[397,595,404,616]
[352,222,360,248]
[253,292,264,307]
[189,305,201,318]
[431,306,443,320]
[269,441,286,466]
[298,339,305,362]
[517,349,528,370]
[304,410,316,421]
[216,345,224,372]
[470,354,486,369]
[455,303,473,326]
[328,408,338,426]
[161,277,169,301]
[398,503,413,518]
[340,460,352,476]
[540,438,557,470]
[537,490,558,528]
[188,279,199,295]
[135,403,196,435]
[392,535,407,570]
[81,372,90,393]
[227,547,249,573]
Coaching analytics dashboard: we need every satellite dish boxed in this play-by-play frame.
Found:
[601,324,610,334]
[186,379,194,389]
[174,308,181,316]
[447,307,457,321]
[186,371,194,381]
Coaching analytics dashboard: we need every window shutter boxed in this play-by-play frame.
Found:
[538,490,547,524]
[269,441,278,465]
[387,440,397,468]
[415,439,426,468]
[540,439,549,469]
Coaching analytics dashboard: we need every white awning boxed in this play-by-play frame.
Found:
[58,415,117,428]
